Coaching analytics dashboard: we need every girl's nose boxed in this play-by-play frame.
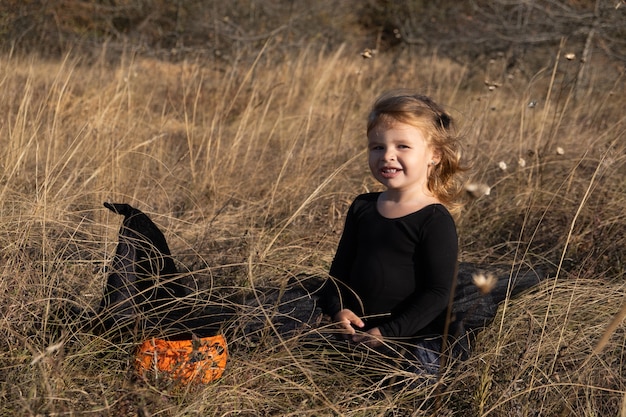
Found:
[383,149,396,161]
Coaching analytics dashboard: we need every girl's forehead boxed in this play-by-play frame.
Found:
[370,114,432,131]
[368,120,429,138]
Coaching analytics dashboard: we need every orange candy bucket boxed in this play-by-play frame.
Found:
[135,334,228,384]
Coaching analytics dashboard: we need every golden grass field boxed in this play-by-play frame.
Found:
[1,37,625,416]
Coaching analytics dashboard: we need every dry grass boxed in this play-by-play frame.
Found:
[0,39,624,416]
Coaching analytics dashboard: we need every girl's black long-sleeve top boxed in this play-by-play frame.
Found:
[322,192,458,339]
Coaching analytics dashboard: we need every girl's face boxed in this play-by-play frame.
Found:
[367,121,439,195]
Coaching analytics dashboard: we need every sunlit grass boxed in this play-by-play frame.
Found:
[0,41,624,415]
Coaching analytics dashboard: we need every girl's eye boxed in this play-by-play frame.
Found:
[398,144,410,149]
[370,145,384,151]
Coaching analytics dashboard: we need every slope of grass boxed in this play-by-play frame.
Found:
[0,40,624,415]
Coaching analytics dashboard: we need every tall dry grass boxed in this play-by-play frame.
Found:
[0,39,624,416]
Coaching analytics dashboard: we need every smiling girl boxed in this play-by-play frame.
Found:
[321,90,466,375]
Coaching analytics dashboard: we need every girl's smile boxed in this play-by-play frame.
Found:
[380,166,402,178]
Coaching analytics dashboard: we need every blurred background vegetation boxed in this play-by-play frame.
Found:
[3,0,625,67]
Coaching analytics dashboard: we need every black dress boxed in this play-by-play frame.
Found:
[321,192,460,375]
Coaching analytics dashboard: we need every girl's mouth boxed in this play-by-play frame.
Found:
[381,167,402,178]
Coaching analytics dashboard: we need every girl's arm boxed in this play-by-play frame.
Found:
[320,200,360,317]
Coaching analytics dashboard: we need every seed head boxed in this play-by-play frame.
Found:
[465,182,491,198]
[484,80,501,91]
[472,272,498,295]
[361,49,374,59]
[498,161,508,171]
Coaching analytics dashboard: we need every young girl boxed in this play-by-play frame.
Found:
[321,90,465,375]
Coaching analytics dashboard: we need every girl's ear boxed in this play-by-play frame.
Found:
[431,148,442,165]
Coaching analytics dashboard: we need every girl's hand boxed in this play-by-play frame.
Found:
[352,327,383,348]
[333,309,364,337]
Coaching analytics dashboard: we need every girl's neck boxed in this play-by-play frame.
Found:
[377,189,440,218]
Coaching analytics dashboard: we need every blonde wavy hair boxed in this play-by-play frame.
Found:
[366,89,466,215]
